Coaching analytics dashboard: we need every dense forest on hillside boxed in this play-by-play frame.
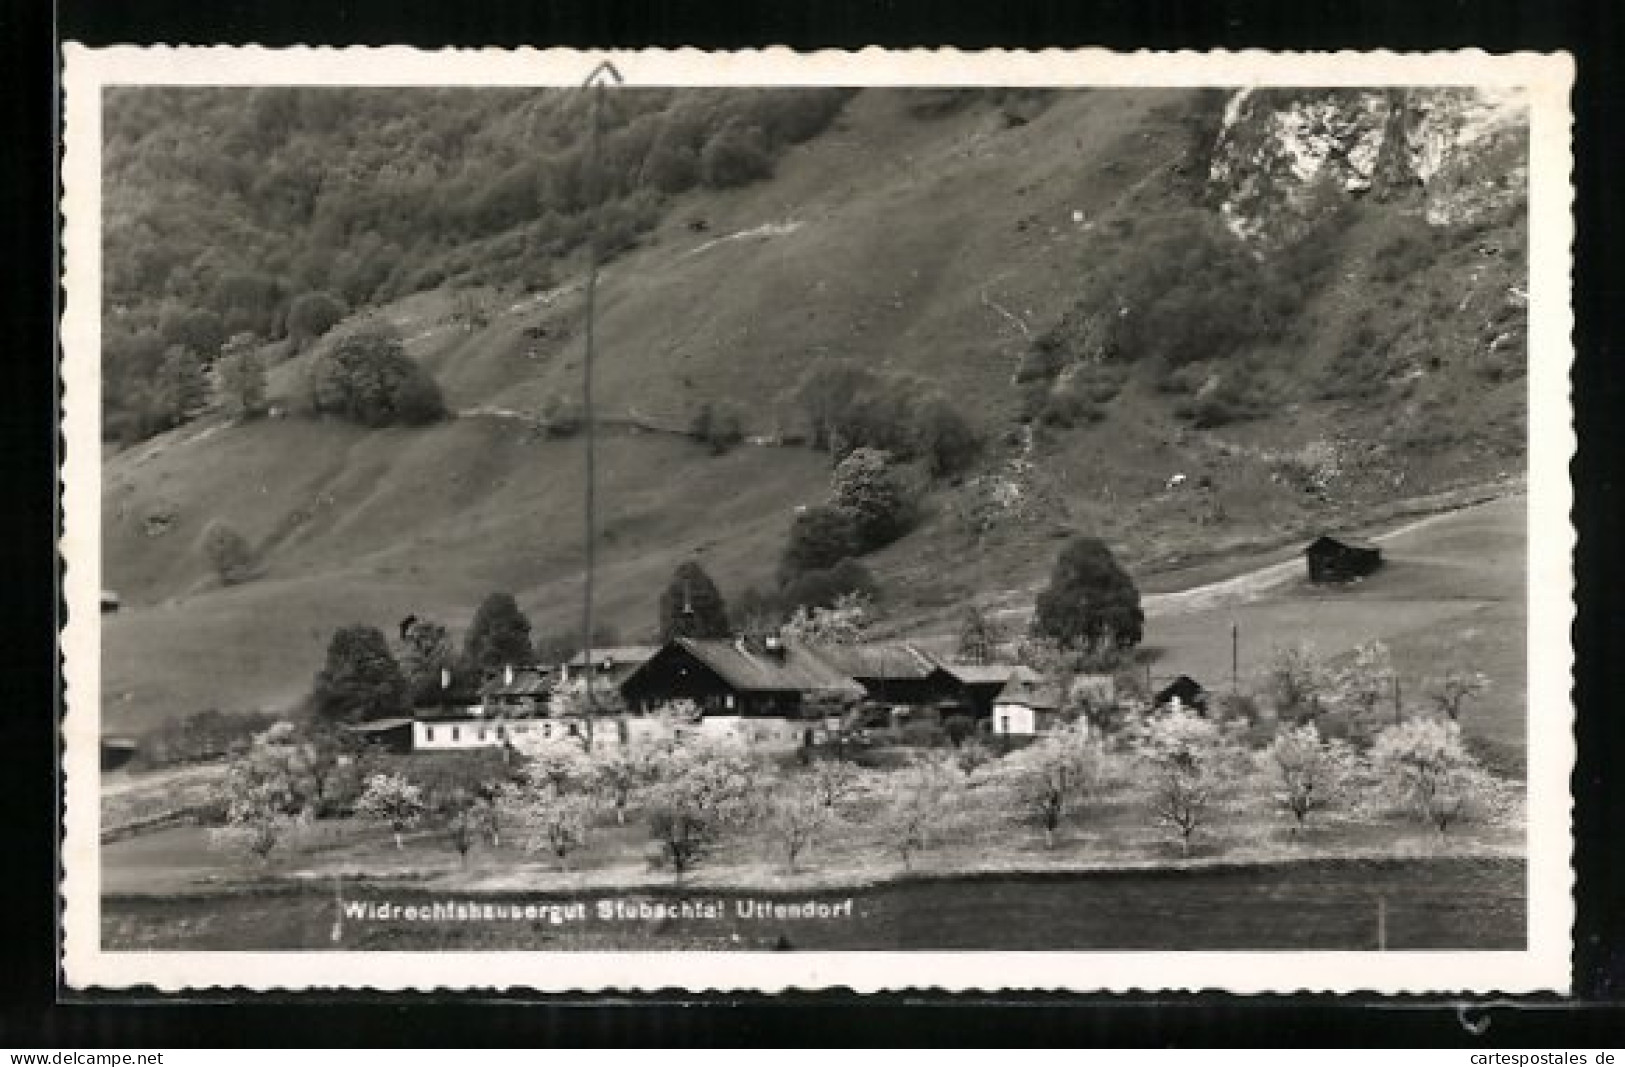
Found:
[101,86,852,442]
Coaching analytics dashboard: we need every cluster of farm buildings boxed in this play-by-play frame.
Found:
[347,635,1190,757]
[329,534,1386,758]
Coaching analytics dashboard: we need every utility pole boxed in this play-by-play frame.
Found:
[578,60,623,720]
[1231,620,1240,694]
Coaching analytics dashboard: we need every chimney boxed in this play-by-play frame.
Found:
[440,667,452,691]
[504,664,514,687]
[764,634,786,661]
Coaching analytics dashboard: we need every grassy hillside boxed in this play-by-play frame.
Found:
[99,87,1529,732]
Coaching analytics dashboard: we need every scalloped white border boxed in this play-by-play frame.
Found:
[59,45,1576,994]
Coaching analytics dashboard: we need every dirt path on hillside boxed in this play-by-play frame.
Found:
[988,495,1517,627]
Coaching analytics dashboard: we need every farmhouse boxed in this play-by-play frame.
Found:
[558,645,659,687]
[620,636,864,720]
[1154,674,1210,714]
[928,662,1044,720]
[1305,534,1383,583]
[809,641,944,707]
[480,664,553,717]
[413,708,580,751]
[992,677,1067,737]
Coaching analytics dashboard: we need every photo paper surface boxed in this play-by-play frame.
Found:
[60,46,1575,993]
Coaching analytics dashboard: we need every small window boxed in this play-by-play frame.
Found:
[452,727,460,742]
[999,715,1010,734]
[424,727,435,742]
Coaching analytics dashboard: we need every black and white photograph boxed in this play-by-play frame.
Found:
[58,47,1575,993]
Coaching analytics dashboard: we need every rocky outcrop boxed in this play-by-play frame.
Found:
[1209,87,1527,242]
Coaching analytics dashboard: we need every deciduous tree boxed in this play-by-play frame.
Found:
[462,592,534,679]
[285,290,347,347]
[1370,718,1494,833]
[805,757,862,811]
[1425,667,1492,723]
[512,735,596,795]
[871,756,964,870]
[1334,639,1397,724]
[312,624,407,724]
[780,592,872,646]
[831,448,912,551]
[913,394,982,478]
[1260,723,1357,835]
[354,772,426,850]
[201,519,255,584]
[514,784,594,871]
[644,737,762,874]
[991,723,1105,848]
[955,604,1006,665]
[594,748,656,825]
[433,786,483,866]
[1031,536,1144,649]
[1132,708,1242,856]
[306,326,446,427]
[699,121,772,188]
[215,333,268,418]
[1262,641,1334,723]
[153,345,208,426]
[399,617,457,708]
[762,777,834,873]
[208,722,318,863]
[777,505,858,587]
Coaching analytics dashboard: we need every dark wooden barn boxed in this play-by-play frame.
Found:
[810,642,945,707]
[620,637,865,717]
[1304,535,1383,583]
[927,663,1045,720]
[1154,675,1210,714]
[100,736,138,772]
[341,717,416,754]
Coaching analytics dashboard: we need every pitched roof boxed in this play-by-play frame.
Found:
[809,641,940,681]
[563,645,660,669]
[482,665,552,698]
[937,663,1043,687]
[341,717,416,732]
[996,678,1065,710]
[671,638,865,697]
[1154,675,1208,705]
[1306,534,1380,553]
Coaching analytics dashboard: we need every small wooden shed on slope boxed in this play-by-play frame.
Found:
[1305,534,1383,583]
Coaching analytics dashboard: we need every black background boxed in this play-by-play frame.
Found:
[7,0,1623,1046]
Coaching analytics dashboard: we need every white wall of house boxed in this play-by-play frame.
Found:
[415,713,808,754]
[414,717,512,750]
[991,703,1037,736]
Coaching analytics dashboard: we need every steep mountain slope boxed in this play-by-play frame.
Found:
[99,88,1529,731]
